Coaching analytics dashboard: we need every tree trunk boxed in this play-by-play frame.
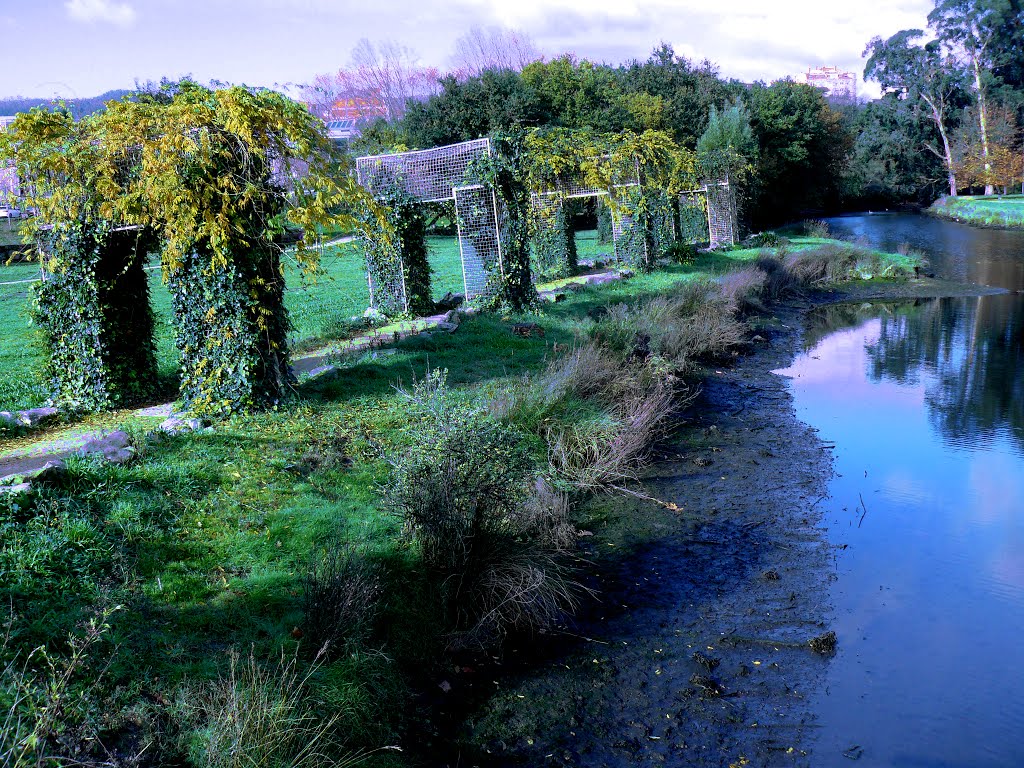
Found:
[926,95,958,197]
[973,56,994,195]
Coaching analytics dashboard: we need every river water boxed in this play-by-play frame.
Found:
[778,213,1024,766]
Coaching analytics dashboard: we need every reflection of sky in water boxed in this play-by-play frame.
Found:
[777,306,1024,768]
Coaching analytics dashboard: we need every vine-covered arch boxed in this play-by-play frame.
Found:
[678,177,738,248]
[356,138,506,313]
[1,82,375,417]
[523,129,699,275]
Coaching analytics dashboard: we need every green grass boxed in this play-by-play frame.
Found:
[0,222,27,250]
[928,194,1024,228]
[574,228,615,262]
[0,236,917,765]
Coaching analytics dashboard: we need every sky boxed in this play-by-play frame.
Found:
[0,0,936,101]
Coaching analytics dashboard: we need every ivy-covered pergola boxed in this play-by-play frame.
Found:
[355,128,707,301]
[0,82,379,417]
[356,138,504,315]
[523,128,703,276]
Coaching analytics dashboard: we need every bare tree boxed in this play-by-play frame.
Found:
[450,26,541,79]
[303,39,441,124]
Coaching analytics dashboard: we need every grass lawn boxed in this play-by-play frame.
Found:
[0,232,913,415]
[574,228,615,262]
[0,235,915,765]
[929,194,1024,228]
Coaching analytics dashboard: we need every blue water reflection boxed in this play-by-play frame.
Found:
[780,295,1024,765]
[774,213,1024,765]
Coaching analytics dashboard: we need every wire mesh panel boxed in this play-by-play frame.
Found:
[364,239,408,316]
[611,208,646,268]
[356,139,491,203]
[530,193,573,277]
[707,180,738,248]
[453,185,503,302]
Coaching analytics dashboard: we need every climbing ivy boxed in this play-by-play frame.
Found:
[167,242,288,416]
[531,202,577,279]
[1,109,160,411]
[356,169,432,317]
[469,131,536,311]
[521,127,698,273]
[0,82,388,418]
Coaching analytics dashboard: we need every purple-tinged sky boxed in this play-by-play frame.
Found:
[0,0,933,100]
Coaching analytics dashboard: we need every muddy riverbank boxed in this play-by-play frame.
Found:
[416,277,1002,768]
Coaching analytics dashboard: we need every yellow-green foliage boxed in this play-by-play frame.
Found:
[0,82,393,416]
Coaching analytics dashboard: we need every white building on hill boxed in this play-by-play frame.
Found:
[796,66,857,103]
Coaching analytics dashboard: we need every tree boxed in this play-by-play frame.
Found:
[450,26,540,78]
[304,39,440,124]
[696,98,757,180]
[843,94,948,205]
[746,80,851,228]
[864,29,968,196]
[402,69,546,147]
[617,44,736,148]
[928,0,1017,193]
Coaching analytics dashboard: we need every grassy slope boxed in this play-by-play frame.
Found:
[0,234,914,763]
[929,194,1024,228]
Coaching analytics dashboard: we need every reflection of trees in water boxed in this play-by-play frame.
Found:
[813,296,1024,449]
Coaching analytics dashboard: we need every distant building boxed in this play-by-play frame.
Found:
[796,66,857,103]
[0,116,15,130]
[325,119,358,147]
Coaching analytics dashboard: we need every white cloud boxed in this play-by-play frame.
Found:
[66,0,137,26]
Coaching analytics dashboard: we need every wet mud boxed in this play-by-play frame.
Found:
[422,279,1001,768]
[414,300,832,767]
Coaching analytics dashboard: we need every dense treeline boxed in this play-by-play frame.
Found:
[353,45,847,230]
[340,0,1024,224]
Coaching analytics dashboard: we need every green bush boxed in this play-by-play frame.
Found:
[386,369,578,646]
[746,231,786,249]
[664,241,698,265]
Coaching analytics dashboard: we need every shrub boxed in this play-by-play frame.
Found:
[302,544,384,656]
[719,266,768,314]
[547,381,678,490]
[802,219,831,238]
[747,231,785,249]
[489,342,623,431]
[658,301,747,364]
[591,282,744,371]
[664,241,699,265]
[784,243,856,285]
[386,370,579,645]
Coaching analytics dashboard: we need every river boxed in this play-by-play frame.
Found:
[778,213,1024,766]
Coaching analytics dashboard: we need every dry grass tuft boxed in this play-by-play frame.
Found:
[178,647,369,768]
